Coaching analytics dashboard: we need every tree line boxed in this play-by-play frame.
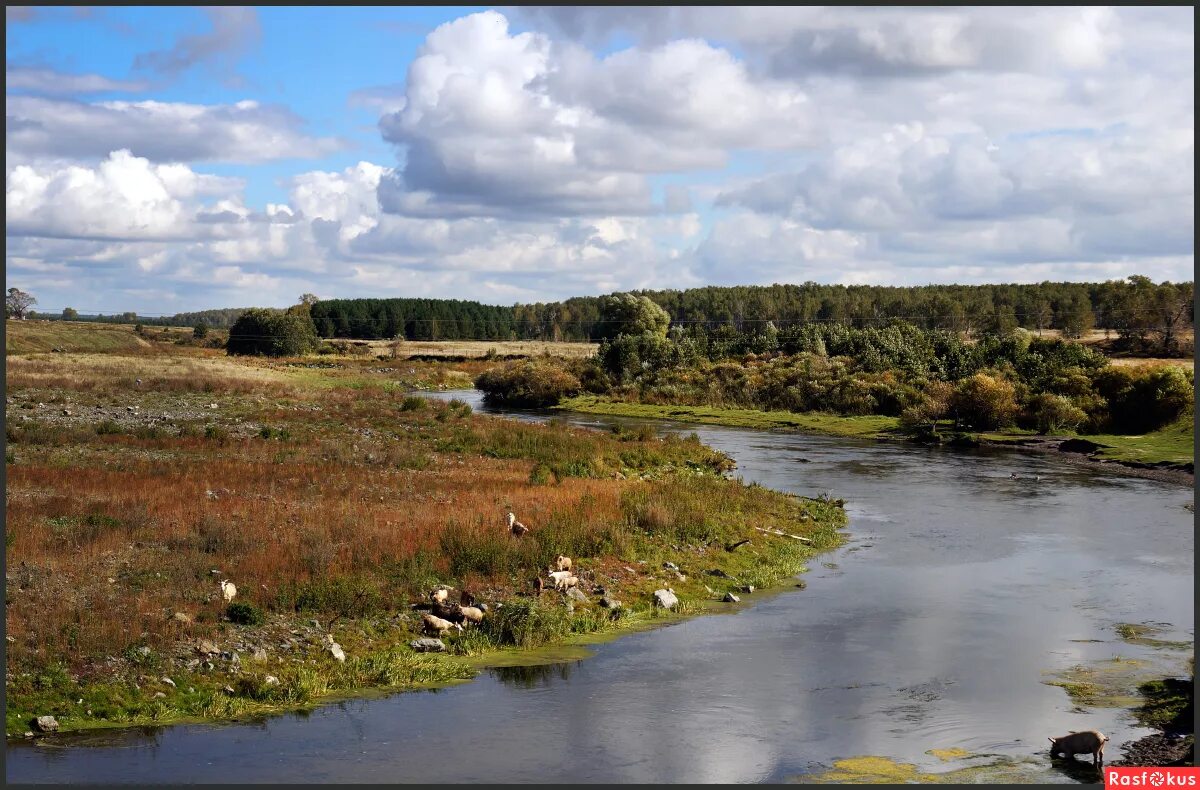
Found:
[291,276,1195,354]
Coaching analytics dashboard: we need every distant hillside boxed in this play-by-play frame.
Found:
[5,320,152,354]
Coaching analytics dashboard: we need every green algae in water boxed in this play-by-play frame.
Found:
[926,747,971,761]
[1115,623,1194,650]
[1044,656,1154,710]
[790,754,1054,784]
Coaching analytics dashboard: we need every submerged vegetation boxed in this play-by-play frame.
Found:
[4,323,845,736]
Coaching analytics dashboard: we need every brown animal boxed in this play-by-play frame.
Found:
[507,512,529,537]
[1049,730,1109,766]
[459,588,476,607]
[533,577,545,594]
[553,555,572,573]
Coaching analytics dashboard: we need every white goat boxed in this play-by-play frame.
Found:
[220,580,237,604]
[553,555,572,573]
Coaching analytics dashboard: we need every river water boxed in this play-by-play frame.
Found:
[6,390,1194,783]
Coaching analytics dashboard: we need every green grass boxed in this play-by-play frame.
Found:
[1087,418,1194,466]
[5,320,152,354]
[559,396,901,438]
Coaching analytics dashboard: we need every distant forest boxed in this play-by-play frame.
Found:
[40,276,1193,349]
[308,277,1192,348]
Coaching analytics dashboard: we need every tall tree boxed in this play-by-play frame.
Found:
[6,288,37,319]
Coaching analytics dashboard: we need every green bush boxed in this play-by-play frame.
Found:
[475,360,582,407]
[529,463,556,485]
[400,396,427,411]
[226,308,318,357]
[950,373,1019,430]
[1025,393,1088,434]
[226,602,265,626]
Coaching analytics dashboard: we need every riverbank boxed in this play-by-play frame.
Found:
[6,493,845,739]
[5,347,847,739]
[559,396,1194,486]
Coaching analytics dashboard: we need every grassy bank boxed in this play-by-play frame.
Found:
[563,396,1194,469]
[559,395,900,438]
[5,340,846,737]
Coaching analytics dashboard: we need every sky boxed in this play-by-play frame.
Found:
[5,6,1195,315]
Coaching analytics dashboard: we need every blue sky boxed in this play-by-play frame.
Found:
[5,6,1194,314]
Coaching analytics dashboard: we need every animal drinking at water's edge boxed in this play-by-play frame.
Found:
[1049,730,1109,767]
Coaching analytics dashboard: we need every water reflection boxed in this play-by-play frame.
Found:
[491,661,579,689]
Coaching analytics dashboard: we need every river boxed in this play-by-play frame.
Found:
[6,390,1194,783]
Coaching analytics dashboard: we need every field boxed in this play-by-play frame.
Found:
[4,320,845,736]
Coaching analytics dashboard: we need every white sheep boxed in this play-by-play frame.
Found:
[507,512,529,536]
[429,585,453,604]
[553,555,572,573]
[422,612,463,637]
[548,571,578,591]
[455,605,484,625]
[220,580,237,604]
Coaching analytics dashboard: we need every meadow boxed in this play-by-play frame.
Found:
[3,321,844,735]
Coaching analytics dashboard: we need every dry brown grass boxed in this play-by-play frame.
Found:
[348,339,598,359]
[3,347,736,680]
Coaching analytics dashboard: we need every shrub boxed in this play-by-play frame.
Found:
[226,602,265,626]
[227,308,318,357]
[950,373,1019,430]
[528,463,556,486]
[400,396,427,411]
[475,360,582,407]
[1025,393,1088,435]
[94,419,124,435]
[1093,365,1195,433]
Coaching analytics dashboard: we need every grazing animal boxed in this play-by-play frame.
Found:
[533,577,545,594]
[220,580,237,604]
[1049,730,1109,766]
[507,512,529,537]
[459,588,476,607]
[553,555,572,573]
[422,613,463,637]
[429,586,453,604]
[456,605,484,625]
[548,571,578,591]
[431,600,462,623]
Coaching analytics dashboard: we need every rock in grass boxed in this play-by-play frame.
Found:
[663,562,680,572]
[196,639,219,655]
[566,587,588,602]
[264,675,280,686]
[653,589,679,610]
[326,638,346,663]
[33,715,58,733]
[409,638,445,653]
[161,677,176,687]
[723,593,741,603]
[599,597,622,610]
[741,585,755,594]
